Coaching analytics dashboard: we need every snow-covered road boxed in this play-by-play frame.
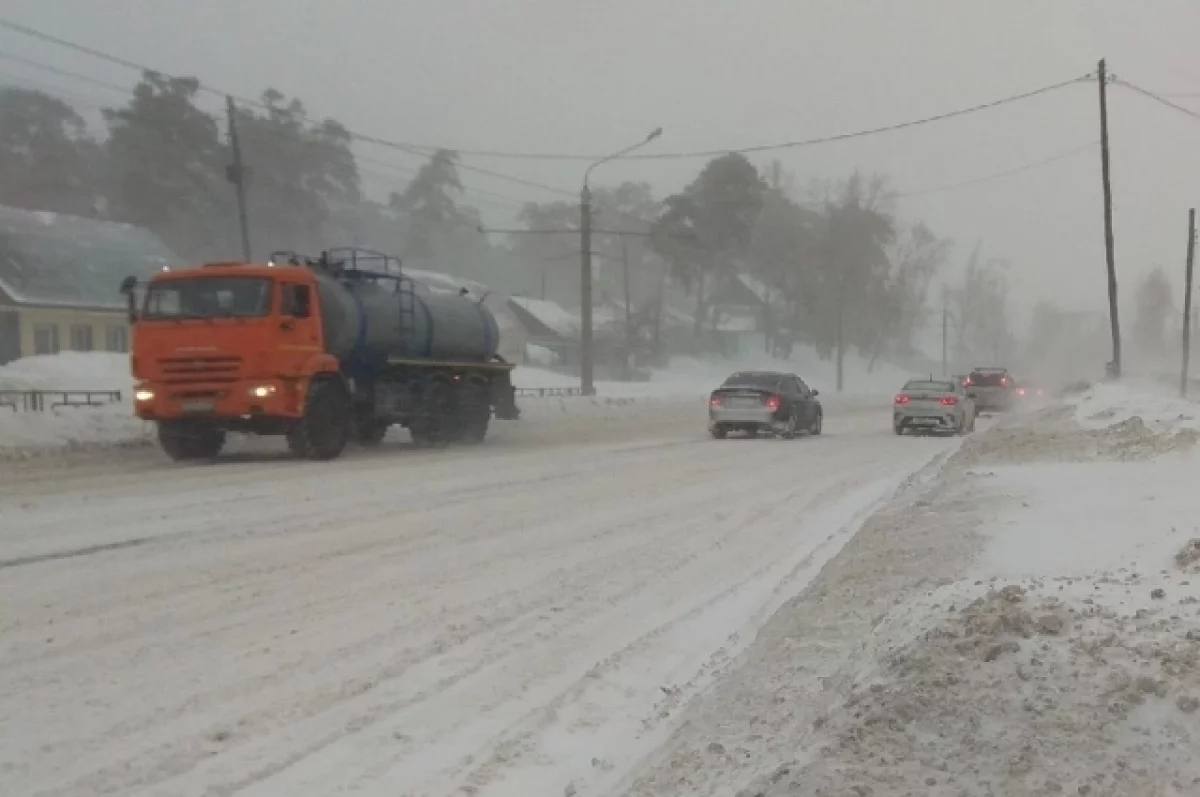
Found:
[0,398,955,797]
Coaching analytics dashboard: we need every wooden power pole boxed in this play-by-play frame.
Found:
[1098,59,1122,378]
[1183,208,1196,398]
[225,96,253,263]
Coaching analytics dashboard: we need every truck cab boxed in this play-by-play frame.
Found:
[129,262,334,431]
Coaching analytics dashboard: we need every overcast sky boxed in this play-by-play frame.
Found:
[3,0,1199,323]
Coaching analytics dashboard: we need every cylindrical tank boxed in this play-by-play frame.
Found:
[313,271,500,363]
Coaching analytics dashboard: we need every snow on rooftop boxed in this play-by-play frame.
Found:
[735,272,782,306]
[508,297,580,338]
[0,204,177,309]
[404,267,490,297]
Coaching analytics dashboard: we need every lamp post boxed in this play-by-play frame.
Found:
[580,127,661,395]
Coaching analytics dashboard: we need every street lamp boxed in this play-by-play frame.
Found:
[579,127,662,395]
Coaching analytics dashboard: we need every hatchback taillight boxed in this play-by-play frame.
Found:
[894,394,911,405]
[765,394,782,412]
[940,396,958,406]
[709,395,723,409]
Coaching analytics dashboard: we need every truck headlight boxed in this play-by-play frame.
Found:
[250,384,276,398]
[135,389,155,402]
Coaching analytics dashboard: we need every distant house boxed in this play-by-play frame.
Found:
[707,270,780,357]
[0,204,177,365]
[506,295,627,371]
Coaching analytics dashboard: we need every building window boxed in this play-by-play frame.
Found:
[69,323,94,351]
[105,324,129,353]
[33,324,60,355]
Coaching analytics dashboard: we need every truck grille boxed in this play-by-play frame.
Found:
[158,356,242,384]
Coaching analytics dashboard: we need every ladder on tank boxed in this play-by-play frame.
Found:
[396,276,418,356]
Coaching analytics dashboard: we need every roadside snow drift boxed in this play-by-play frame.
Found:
[0,352,151,452]
[747,383,1200,797]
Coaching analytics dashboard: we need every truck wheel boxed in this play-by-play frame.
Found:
[287,379,350,460]
[457,380,491,444]
[158,421,224,461]
[459,407,490,443]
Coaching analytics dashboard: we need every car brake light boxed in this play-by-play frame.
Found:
[940,396,958,406]
[1017,388,1026,397]
[709,395,723,409]
[765,394,782,412]
[894,394,911,405]
[1000,377,1008,386]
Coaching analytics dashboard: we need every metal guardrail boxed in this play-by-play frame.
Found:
[0,390,123,412]
[514,386,585,398]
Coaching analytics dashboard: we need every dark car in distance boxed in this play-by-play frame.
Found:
[708,371,823,439]
[965,367,1016,412]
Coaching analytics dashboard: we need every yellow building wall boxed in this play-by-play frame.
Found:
[15,307,131,358]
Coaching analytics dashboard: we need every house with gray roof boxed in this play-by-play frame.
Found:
[0,204,177,364]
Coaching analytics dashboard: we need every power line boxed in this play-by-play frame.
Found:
[356,75,1094,162]
[0,53,535,211]
[1,18,1092,169]
[1113,78,1200,122]
[0,49,136,97]
[894,141,1099,198]
[0,16,580,198]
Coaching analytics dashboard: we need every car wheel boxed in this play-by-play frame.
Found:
[710,424,727,439]
[894,421,904,436]
[810,411,823,436]
[781,413,798,440]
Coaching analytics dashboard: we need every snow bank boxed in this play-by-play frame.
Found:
[0,352,152,453]
[1073,379,1200,433]
[766,384,1200,796]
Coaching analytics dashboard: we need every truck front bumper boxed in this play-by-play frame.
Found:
[133,378,304,422]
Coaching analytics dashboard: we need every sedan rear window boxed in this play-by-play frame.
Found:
[969,372,1008,387]
[721,373,781,389]
[903,380,956,392]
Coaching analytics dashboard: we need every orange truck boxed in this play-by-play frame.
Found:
[121,248,519,461]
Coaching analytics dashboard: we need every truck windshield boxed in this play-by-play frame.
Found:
[144,277,272,319]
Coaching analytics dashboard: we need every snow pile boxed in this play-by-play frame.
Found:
[759,385,1200,797]
[0,352,151,453]
[793,578,1200,796]
[1074,380,1200,434]
[0,351,131,391]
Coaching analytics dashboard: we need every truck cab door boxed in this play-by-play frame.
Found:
[278,282,322,370]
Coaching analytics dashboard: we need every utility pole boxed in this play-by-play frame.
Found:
[1183,208,1196,398]
[579,185,595,394]
[621,237,633,380]
[941,287,949,377]
[579,127,661,396]
[225,96,252,263]
[1097,59,1122,379]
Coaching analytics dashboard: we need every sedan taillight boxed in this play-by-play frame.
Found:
[894,394,911,405]
[709,395,723,409]
[940,396,959,406]
[765,394,782,412]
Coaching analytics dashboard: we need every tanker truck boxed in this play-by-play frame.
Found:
[121,247,519,461]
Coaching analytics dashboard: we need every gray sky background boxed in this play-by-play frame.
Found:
[3,0,1198,326]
